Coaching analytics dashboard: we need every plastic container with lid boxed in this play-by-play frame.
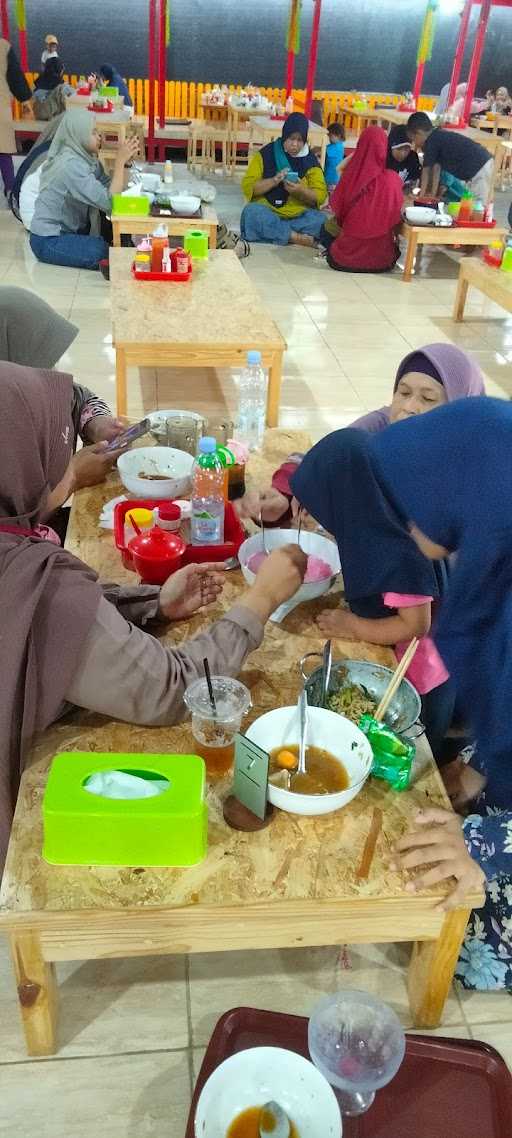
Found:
[458,192,473,222]
[155,503,181,532]
[128,526,186,585]
[501,243,512,273]
[483,240,504,267]
[124,506,154,544]
[134,252,151,273]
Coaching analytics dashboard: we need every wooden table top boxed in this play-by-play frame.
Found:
[458,255,512,306]
[110,248,286,349]
[472,113,512,133]
[251,115,326,137]
[0,429,461,922]
[401,220,507,242]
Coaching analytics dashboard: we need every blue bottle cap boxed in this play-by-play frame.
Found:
[247,350,262,365]
[199,436,216,454]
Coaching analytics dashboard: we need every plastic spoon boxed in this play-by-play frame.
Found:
[259,1101,291,1138]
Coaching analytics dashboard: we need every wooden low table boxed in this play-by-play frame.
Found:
[111,203,218,248]
[0,433,483,1056]
[400,221,507,282]
[453,255,512,320]
[110,248,286,425]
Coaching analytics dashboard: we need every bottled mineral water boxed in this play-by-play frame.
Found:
[236,350,267,451]
[191,437,225,545]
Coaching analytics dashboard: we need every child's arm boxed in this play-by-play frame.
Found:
[318,603,431,645]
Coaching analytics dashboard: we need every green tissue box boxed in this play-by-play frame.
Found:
[112,194,150,217]
[100,85,119,97]
[184,229,209,259]
[43,752,207,867]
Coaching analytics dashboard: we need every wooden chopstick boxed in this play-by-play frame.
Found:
[374,638,419,723]
[356,807,383,880]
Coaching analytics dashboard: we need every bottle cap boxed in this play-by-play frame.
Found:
[199,436,216,454]
[247,350,262,365]
[157,503,181,522]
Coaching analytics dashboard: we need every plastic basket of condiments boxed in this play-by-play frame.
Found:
[131,253,192,282]
[114,499,246,575]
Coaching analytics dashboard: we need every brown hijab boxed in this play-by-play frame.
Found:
[0,362,102,865]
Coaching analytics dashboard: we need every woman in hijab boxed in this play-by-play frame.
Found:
[240,112,327,247]
[99,63,133,108]
[239,342,485,520]
[320,125,404,272]
[290,428,452,755]
[0,287,124,498]
[33,57,73,102]
[0,362,306,866]
[372,398,512,990]
[386,125,421,187]
[30,107,138,270]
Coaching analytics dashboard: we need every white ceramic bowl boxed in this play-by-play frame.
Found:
[117,445,193,500]
[238,528,340,623]
[246,706,372,816]
[169,192,201,215]
[194,1046,342,1138]
[404,205,437,225]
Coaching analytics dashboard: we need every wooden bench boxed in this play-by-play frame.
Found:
[400,222,507,282]
[453,255,512,321]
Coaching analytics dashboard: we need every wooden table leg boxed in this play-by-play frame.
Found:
[403,233,418,283]
[453,273,469,322]
[209,224,217,251]
[112,221,121,248]
[266,352,283,428]
[116,347,128,418]
[10,931,58,1056]
[408,907,470,1028]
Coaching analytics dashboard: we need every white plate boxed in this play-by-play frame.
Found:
[246,706,372,816]
[194,1047,342,1138]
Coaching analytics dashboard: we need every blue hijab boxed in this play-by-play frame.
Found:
[99,64,132,107]
[371,397,512,803]
[290,428,444,619]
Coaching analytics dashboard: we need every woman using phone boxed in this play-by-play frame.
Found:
[0,360,307,867]
[240,113,327,247]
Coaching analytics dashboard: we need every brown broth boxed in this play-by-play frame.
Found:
[227,1105,300,1138]
[138,471,169,480]
[269,744,349,795]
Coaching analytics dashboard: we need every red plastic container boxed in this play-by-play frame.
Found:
[114,498,246,573]
[455,219,497,229]
[186,1006,512,1138]
[131,257,192,283]
[128,527,186,585]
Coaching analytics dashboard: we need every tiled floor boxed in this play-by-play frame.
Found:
[1,173,512,1133]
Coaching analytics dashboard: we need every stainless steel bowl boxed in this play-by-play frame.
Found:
[300,655,422,735]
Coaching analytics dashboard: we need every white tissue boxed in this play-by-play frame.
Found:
[84,771,169,799]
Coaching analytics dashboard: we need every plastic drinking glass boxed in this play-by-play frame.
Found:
[184,676,252,777]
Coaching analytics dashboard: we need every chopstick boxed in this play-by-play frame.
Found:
[356,807,383,880]
[374,638,419,724]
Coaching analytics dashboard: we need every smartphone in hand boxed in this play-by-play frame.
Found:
[105,417,151,453]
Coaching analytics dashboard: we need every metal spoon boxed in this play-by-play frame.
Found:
[296,505,303,549]
[259,1101,291,1138]
[321,639,332,708]
[297,687,308,777]
[259,508,269,554]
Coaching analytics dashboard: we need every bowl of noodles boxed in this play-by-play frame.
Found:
[301,656,421,735]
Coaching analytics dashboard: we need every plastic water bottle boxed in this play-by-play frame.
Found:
[191,437,225,545]
[236,350,267,451]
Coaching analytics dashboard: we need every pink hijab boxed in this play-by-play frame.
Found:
[0,362,101,866]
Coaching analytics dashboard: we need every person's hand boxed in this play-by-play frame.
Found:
[273,170,288,186]
[71,441,125,490]
[252,544,307,610]
[391,808,486,911]
[159,563,225,621]
[316,607,358,639]
[236,487,290,524]
[284,179,301,196]
[84,415,125,445]
[442,759,487,813]
[117,135,140,165]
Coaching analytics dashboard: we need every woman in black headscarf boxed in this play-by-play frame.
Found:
[240,112,327,246]
[386,125,421,187]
